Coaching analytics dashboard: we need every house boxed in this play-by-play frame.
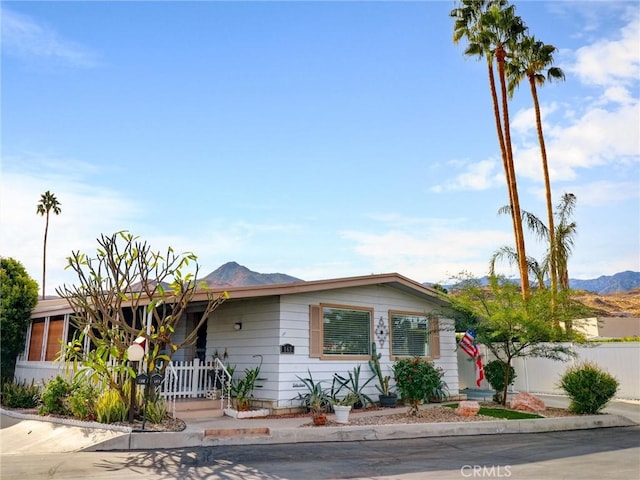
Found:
[15,272,460,412]
[572,317,640,339]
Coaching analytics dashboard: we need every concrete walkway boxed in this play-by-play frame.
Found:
[1,393,638,453]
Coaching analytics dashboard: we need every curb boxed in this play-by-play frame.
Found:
[88,413,636,451]
[0,407,132,433]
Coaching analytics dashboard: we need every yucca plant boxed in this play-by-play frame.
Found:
[96,389,128,424]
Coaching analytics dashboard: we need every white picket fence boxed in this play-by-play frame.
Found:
[159,358,232,409]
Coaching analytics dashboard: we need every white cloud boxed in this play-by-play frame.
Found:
[0,155,144,294]
[431,158,503,192]
[568,12,640,89]
[340,222,514,283]
[569,180,640,206]
[1,6,98,68]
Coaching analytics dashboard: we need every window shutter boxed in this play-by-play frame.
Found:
[309,305,321,358]
[28,321,45,361]
[430,318,440,359]
[45,317,65,361]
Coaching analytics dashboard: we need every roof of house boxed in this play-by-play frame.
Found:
[32,272,449,317]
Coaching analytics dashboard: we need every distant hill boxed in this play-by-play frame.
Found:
[431,271,640,295]
[569,271,640,294]
[202,261,302,287]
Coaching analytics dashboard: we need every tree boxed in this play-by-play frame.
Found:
[447,274,587,405]
[36,191,62,299]
[0,258,39,383]
[56,231,228,415]
[451,0,530,299]
[492,193,577,295]
[507,36,565,296]
[554,193,577,291]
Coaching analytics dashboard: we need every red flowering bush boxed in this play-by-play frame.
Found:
[393,357,443,416]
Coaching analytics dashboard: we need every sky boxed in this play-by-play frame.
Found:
[1,0,638,296]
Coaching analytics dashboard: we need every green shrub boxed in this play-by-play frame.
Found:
[145,397,168,424]
[68,380,98,421]
[1,380,40,409]
[559,362,619,414]
[96,389,128,424]
[39,375,72,416]
[393,357,444,416]
[484,360,517,403]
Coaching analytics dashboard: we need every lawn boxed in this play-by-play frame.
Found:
[444,403,543,420]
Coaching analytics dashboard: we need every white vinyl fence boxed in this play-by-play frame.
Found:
[458,342,640,400]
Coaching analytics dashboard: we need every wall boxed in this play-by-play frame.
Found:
[458,342,640,400]
[275,284,459,409]
[205,296,281,404]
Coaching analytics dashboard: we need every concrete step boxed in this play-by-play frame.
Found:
[175,399,224,412]
[173,399,226,420]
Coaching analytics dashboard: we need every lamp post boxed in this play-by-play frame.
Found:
[127,337,146,424]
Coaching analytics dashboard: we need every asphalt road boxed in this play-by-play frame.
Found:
[1,426,638,480]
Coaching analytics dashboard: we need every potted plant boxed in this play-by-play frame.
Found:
[295,370,330,426]
[309,394,328,426]
[332,392,358,424]
[368,342,397,407]
[333,365,375,409]
[230,364,261,411]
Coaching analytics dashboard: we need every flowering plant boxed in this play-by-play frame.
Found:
[392,357,444,416]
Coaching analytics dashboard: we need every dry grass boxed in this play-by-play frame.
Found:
[575,289,640,317]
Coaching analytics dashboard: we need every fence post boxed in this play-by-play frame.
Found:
[190,359,199,398]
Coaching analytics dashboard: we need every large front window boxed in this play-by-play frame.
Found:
[322,305,372,357]
[390,311,438,358]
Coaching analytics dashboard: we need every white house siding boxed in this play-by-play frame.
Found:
[204,296,282,404]
[271,284,458,409]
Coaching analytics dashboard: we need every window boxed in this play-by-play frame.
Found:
[390,311,440,359]
[45,315,65,361]
[309,304,372,359]
[28,315,67,361]
[28,319,45,361]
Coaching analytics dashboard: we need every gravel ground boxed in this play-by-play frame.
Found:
[6,403,576,432]
[298,403,578,427]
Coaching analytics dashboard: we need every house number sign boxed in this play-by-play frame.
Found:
[280,343,295,354]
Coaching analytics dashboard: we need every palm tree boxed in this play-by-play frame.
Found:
[553,193,577,290]
[507,36,565,296]
[451,0,530,298]
[36,191,62,299]
[495,193,577,294]
[489,245,546,289]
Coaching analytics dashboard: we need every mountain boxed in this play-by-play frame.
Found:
[202,261,303,287]
[432,271,640,295]
[569,271,640,294]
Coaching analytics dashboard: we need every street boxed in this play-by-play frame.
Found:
[1,426,638,480]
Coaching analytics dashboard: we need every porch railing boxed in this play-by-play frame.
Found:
[159,358,232,411]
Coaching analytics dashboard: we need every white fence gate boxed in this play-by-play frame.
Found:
[458,342,640,400]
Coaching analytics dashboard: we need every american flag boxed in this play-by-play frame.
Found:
[459,330,479,358]
[475,356,485,387]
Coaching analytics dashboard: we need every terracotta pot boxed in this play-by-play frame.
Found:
[312,413,327,426]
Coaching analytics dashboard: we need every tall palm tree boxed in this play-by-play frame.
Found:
[553,193,577,290]
[36,191,62,299]
[451,0,530,298]
[507,36,565,296]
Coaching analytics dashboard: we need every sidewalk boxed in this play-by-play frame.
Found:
[1,393,638,453]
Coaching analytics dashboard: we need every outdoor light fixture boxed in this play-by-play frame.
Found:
[234,322,242,331]
[127,336,146,424]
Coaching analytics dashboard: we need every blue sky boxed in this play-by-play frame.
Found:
[1,1,638,295]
